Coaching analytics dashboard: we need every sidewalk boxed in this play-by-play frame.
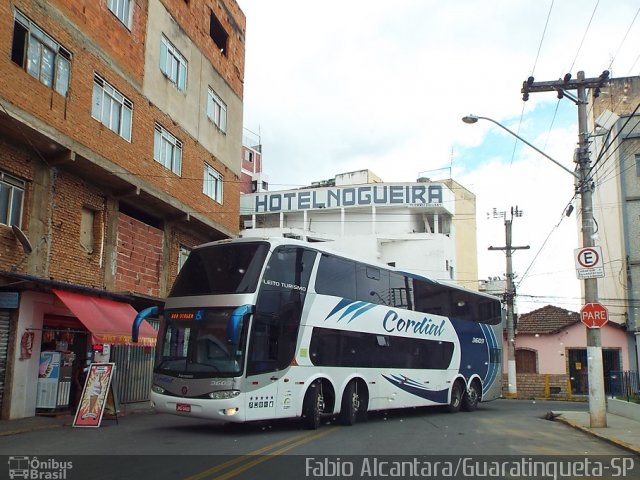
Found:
[553,410,640,455]
[0,402,154,437]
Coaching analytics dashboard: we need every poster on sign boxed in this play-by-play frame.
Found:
[73,363,115,428]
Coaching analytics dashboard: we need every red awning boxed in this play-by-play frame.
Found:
[52,289,157,347]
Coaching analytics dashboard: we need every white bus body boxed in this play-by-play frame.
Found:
[138,238,503,428]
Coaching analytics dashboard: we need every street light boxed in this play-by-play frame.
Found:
[462,115,579,179]
[463,111,607,428]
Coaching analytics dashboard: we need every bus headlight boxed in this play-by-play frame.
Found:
[209,390,240,400]
[151,385,166,394]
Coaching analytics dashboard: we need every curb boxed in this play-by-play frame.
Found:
[555,416,640,456]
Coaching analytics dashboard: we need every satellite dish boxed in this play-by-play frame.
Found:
[11,225,33,255]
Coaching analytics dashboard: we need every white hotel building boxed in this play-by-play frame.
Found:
[240,170,480,290]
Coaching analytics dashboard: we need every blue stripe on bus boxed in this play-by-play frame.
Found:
[326,298,356,319]
[479,323,499,392]
[382,374,449,403]
[325,299,377,323]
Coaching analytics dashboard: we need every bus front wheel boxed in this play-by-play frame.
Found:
[302,381,325,430]
[339,381,360,426]
[447,381,463,413]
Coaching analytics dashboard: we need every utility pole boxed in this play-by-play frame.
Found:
[489,206,529,399]
[522,70,610,427]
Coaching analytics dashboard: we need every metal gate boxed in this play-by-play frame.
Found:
[111,345,155,404]
[568,348,623,395]
[0,310,11,412]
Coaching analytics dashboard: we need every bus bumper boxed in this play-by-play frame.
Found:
[150,390,246,422]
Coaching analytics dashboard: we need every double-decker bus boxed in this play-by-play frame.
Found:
[133,237,503,429]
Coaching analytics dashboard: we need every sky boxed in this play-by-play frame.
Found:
[235,0,640,314]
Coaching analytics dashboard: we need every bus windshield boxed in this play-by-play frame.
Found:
[169,242,269,296]
[157,308,248,377]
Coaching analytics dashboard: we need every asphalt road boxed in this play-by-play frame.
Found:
[1,399,636,480]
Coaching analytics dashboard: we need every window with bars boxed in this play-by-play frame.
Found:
[160,35,187,91]
[108,0,133,29]
[0,171,26,229]
[203,164,223,203]
[11,10,71,96]
[154,124,182,176]
[207,87,227,132]
[92,74,133,141]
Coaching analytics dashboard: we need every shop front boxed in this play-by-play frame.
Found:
[6,287,158,420]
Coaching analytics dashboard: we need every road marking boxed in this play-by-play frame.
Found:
[184,427,337,480]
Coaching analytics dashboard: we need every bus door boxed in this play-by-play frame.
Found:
[244,318,281,421]
[244,245,315,421]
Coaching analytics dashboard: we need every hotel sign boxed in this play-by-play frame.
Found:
[242,183,450,214]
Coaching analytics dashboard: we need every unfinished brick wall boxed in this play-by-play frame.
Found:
[0,140,34,269]
[46,170,107,288]
[0,0,242,238]
[115,213,163,297]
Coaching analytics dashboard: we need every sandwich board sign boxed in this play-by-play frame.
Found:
[73,363,115,428]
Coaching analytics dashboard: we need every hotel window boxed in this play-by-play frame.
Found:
[92,74,133,141]
[207,87,227,132]
[203,164,223,203]
[11,10,71,96]
[0,171,25,229]
[160,35,187,91]
[154,124,182,176]
[108,0,133,29]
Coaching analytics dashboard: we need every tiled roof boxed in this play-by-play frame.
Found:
[517,305,580,334]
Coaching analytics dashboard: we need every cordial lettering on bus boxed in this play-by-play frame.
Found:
[382,310,446,337]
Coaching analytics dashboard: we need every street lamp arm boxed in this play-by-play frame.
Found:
[462,115,580,179]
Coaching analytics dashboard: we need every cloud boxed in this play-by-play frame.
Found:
[237,0,639,311]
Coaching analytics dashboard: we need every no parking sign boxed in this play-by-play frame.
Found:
[574,246,605,279]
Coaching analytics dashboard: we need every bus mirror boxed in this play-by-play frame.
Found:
[228,304,253,344]
[132,306,160,343]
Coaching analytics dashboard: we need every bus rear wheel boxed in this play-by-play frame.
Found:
[447,381,463,413]
[302,381,325,430]
[339,381,361,426]
[462,380,481,412]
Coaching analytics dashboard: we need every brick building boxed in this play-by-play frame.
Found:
[0,0,245,419]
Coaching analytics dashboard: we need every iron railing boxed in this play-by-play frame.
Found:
[605,370,639,399]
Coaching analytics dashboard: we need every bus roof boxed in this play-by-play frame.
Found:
[194,237,501,303]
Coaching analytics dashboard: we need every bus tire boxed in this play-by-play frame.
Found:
[447,381,463,413]
[302,381,324,430]
[462,380,481,412]
[339,381,360,426]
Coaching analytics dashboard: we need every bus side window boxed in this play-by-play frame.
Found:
[316,254,356,300]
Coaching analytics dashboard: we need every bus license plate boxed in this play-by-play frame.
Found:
[176,403,191,413]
